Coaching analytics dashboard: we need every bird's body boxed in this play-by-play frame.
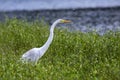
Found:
[21,48,42,64]
[21,19,71,65]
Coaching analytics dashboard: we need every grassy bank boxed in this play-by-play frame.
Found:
[0,19,120,80]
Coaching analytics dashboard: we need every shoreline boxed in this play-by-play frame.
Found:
[1,6,120,12]
[0,7,120,35]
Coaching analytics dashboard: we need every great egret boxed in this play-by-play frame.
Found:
[20,19,71,64]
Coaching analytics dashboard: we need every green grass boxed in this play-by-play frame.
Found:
[0,19,120,80]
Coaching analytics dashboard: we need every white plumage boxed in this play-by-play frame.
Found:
[20,19,71,65]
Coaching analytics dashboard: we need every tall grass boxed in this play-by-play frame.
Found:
[0,19,120,80]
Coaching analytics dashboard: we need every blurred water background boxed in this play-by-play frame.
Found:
[0,0,120,35]
[0,0,120,11]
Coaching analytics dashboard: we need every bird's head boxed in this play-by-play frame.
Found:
[51,19,71,28]
[57,19,71,23]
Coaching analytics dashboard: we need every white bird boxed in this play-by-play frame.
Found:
[20,19,71,65]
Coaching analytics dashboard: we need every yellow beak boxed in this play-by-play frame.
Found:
[62,20,71,23]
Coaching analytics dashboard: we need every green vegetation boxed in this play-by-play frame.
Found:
[0,19,120,80]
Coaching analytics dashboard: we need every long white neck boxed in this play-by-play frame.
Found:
[40,20,59,53]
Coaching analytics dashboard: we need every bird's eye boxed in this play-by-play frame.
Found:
[28,58,32,61]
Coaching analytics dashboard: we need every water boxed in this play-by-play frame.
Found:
[0,0,120,11]
[0,0,120,35]
[1,8,120,35]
